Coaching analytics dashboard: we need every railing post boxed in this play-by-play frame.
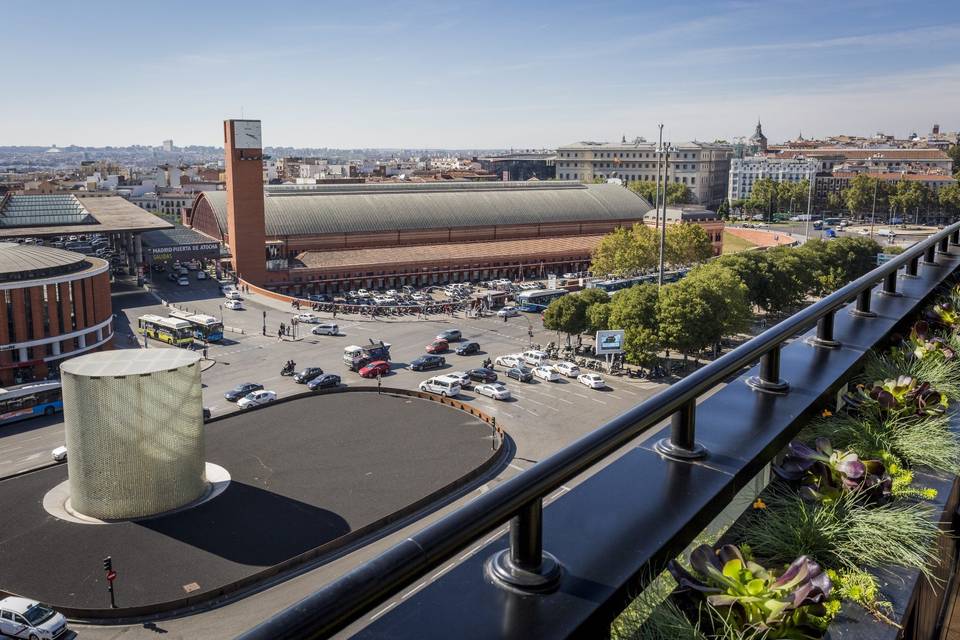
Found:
[938,236,950,254]
[951,229,960,246]
[654,398,707,459]
[880,269,900,297]
[486,498,562,593]
[807,309,841,348]
[850,286,876,318]
[746,345,790,394]
[923,244,937,264]
[904,255,920,278]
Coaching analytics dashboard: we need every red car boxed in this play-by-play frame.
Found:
[359,360,390,378]
[426,340,449,354]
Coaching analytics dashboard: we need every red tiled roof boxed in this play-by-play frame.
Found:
[295,235,607,270]
[830,172,956,182]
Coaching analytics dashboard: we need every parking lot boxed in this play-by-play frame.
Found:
[0,272,667,478]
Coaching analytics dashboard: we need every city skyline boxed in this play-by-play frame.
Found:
[2,0,958,148]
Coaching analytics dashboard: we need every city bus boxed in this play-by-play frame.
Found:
[137,314,194,347]
[586,275,654,293]
[516,288,569,306]
[0,381,62,425]
[168,310,224,342]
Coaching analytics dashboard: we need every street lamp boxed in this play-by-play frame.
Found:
[658,143,673,287]
[653,123,664,231]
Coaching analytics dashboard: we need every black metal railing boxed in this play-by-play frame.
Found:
[240,223,960,640]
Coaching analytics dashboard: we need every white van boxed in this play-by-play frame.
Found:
[522,350,549,366]
[312,323,339,336]
[419,375,462,397]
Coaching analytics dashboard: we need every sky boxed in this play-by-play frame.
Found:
[2,0,958,148]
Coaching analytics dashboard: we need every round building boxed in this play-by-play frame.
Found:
[0,242,113,385]
[60,349,207,520]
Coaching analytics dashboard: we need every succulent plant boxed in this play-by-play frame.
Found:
[668,544,832,638]
[908,321,956,361]
[847,376,948,417]
[926,301,960,332]
[774,438,892,503]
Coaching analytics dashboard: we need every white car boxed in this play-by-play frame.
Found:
[51,446,67,462]
[497,307,519,318]
[578,373,606,389]
[475,382,511,400]
[293,313,320,323]
[237,390,277,409]
[446,371,472,389]
[225,290,243,300]
[196,271,208,280]
[224,299,244,310]
[0,596,68,640]
[533,365,559,382]
[495,354,523,368]
[554,361,580,377]
[857,228,871,236]
[177,276,190,286]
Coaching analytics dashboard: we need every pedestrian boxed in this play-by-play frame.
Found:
[503,314,507,324]
[333,308,337,319]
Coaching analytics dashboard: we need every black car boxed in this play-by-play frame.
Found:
[467,368,498,383]
[224,382,264,402]
[308,373,341,390]
[410,355,446,371]
[506,366,534,383]
[455,341,480,355]
[293,367,324,384]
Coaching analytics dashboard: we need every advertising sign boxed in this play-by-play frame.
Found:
[595,330,625,355]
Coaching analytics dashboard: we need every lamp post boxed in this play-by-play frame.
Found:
[654,123,664,232]
[803,167,814,242]
[658,143,672,287]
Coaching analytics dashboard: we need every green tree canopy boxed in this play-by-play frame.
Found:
[627,180,693,205]
[842,174,889,216]
[940,182,960,213]
[542,294,586,341]
[585,301,611,334]
[590,223,657,277]
[666,223,714,266]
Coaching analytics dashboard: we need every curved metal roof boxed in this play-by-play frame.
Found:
[197,182,652,238]
[0,242,88,279]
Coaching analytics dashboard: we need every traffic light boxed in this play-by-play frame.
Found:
[102,556,112,572]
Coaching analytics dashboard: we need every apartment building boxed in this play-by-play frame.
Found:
[555,140,733,207]
[728,156,818,202]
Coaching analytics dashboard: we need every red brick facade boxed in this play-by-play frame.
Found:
[223,120,267,285]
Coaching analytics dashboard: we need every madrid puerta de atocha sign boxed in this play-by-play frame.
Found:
[145,241,221,265]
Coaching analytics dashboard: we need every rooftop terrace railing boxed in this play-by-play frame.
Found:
[239,223,960,640]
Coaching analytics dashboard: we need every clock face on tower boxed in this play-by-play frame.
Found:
[233,120,262,149]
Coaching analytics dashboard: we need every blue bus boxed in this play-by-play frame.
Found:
[169,310,224,342]
[0,381,62,425]
[516,288,569,306]
[586,275,654,293]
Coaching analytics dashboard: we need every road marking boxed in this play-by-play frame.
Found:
[618,388,637,396]
[401,582,427,600]
[590,397,607,404]
[556,397,574,405]
[526,398,545,406]
[608,394,624,400]
[573,392,588,399]
[525,408,537,415]
[508,463,526,472]
[370,601,399,621]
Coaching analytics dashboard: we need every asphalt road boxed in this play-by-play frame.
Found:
[0,275,669,639]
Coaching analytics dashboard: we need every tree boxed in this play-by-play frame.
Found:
[940,182,960,214]
[666,223,713,266]
[746,178,780,218]
[947,145,960,170]
[606,283,661,367]
[585,302,611,334]
[843,174,888,217]
[888,179,928,219]
[577,287,610,308]
[826,191,844,213]
[627,180,694,205]
[590,223,657,277]
[656,264,749,360]
[717,199,730,219]
[542,294,586,343]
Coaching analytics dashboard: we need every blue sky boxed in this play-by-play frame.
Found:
[2,0,958,148]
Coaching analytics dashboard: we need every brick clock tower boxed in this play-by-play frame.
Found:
[224,119,267,285]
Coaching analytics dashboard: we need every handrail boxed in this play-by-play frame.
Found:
[239,223,960,640]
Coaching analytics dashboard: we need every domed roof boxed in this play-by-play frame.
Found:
[0,242,95,282]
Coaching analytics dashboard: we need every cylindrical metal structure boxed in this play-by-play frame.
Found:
[60,349,206,520]
[881,270,899,296]
[924,244,937,263]
[938,236,949,253]
[510,500,544,571]
[906,256,920,277]
[851,287,875,317]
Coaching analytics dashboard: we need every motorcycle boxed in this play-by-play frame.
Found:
[281,362,296,376]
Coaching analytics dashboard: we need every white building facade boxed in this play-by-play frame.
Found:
[555,140,733,207]
[728,156,818,202]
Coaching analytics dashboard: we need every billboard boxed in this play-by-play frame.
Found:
[595,330,625,355]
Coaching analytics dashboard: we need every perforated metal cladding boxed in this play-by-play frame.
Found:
[62,359,206,519]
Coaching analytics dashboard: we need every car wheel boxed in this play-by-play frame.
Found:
[440,391,447,397]
[30,634,39,640]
